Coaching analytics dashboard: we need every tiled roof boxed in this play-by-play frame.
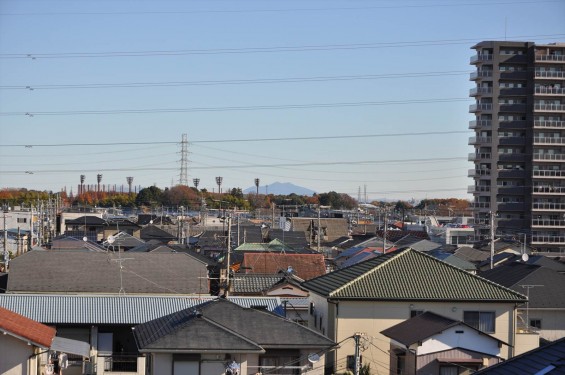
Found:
[139,225,177,242]
[50,236,106,251]
[134,298,334,351]
[474,337,565,374]
[428,251,477,271]
[0,294,284,324]
[302,248,526,302]
[454,246,491,263]
[7,251,209,294]
[480,263,565,308]
[0,306,56,348]
[243,253,326,281]
[231,274,284,294]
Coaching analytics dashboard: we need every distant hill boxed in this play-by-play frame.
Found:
[243,182,316,196]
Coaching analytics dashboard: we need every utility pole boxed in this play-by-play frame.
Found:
[225,217,232,297]
[353,332,365,375]
[317,205,321,252]
[383,208,388,253]
[490,211,496,269]
[3,209,8,270]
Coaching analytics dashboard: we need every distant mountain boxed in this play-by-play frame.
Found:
[243,181,316,196]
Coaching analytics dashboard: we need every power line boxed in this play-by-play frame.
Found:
[0,70,471,90]
[0,130,470,148]
[0,97,470,116]
[1,34,563,59]
[0,2,559,16]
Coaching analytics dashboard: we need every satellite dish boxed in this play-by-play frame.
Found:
[107,235,116,244]
[522,253,529,262]
[307,353,320,364]
[82,236,88,242]
[149,220,153,224]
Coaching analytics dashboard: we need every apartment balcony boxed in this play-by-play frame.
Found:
[470,87,493,96]
[499,136,525,146]
[499,120,527,130]
[499,103,527,112]
[500,87,527,96]
[498,169,525,178]
[498,153,526,163]
[469,70,493,80]
[532,186,565,195]
[532,202,565,211]
[470,202,491,209]
[468,152,492,161]
[535,54,565,62]
[531,235,565,244]
[500,70,528,80]
[499,54,528,64]
[470,54,493,64]
[534,103,565,112]
[533,153,565,162]
[468,168,491,177]
[535,71,565,79]
[469,103,493,113]
[468,185,491,194]
[533,137,565,145]
[533,170,565,178]
[469,119,492,129]
[497,202,525,211]
[497,186,525,195]
[534,120,565,129]
[535,87,565,96]
[497,219,527,229]
[532,219,565,228]
[468,136,492,145]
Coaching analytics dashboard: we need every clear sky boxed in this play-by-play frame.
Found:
[1,0,564,201]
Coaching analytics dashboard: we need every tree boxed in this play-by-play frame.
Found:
[163,185,199,207]
[135,186,164,207]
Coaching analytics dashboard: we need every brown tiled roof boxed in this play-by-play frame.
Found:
[0,306,56,348]
[242,253,326,281]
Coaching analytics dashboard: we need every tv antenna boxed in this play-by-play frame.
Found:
[107,233,132,295]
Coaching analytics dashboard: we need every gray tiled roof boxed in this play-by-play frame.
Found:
[453,246,491,263]
[134,298,335,351]
[0,294,283,324]
[7,251,209,294]
[302,248,526,302]
[231,274,283,294]
[474,337,565,374]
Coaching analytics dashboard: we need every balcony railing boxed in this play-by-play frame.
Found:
[534,104,565,112]
[531,235,565,244]
[535,54,565,62]
[470,87,493,96]
[498,169,525,178]
[468,169,491,177]
[468,136,492,145]
[532,202,565,211]
[470,54,493,64]
[470,202,491,209]
[468,185,491,194]
[533,186,565,194]
[98,354,140,373]
[534,120,565,128]
[533,170,565,178]
[468,152,492,161]
[469,70,493,80]
[533,153,565,161]
[532,219,565,227]
[534,137,565,145]
[535,71,565,79]
[535,87,565,95]
[469,103,493,112]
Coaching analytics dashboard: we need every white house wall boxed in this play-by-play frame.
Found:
[0,334,34,375]
[418,326,501,356]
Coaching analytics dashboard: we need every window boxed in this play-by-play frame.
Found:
[17,218,27,223]
[410,309,424,318]
[530,319,542,329]
[464,311,495,333]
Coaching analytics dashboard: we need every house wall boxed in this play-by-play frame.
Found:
[418,326,501,356]
[152,353,173,375]
[515,332,540,356]
[0,334,34,375]
[417,348,500,375]
[524,308,565,341]
[310,296,517,374]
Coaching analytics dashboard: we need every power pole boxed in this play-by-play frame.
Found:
[317,206,321,252]
[3,209,8,270]
[490,211,496,269]
[179,133,189,186]
[225,217,232,297]
[353,333,365,375]
[383,208,388,253]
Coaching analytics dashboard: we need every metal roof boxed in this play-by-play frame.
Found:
[0,294,283,324]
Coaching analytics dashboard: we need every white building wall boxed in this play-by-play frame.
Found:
[418,326,501,356]
[0,334,34,375]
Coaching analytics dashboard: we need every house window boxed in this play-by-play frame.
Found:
[410,310,424,318]
[530,319,542,329]
[464,311,495,333]
[17,218,27,223]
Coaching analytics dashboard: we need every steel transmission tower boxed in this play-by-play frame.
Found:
[179,133,189,186]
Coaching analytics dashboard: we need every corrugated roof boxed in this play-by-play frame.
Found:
[302,248,527,302]
[0,294,283,324]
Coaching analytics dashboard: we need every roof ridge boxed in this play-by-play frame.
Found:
[411,248,528,300]
[329,248,410,297]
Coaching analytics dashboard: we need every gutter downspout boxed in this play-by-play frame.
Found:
[328,299,339,373]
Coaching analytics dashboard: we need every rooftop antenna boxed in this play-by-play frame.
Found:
[107,232,132,296]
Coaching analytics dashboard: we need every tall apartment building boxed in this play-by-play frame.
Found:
[469,41,565,253]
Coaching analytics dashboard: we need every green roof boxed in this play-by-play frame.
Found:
[302,248,526,302]
[234,238,294,252]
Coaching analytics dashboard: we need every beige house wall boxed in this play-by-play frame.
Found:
[522,308,565,342]
[309,294,519,374]
[0,334,35,375]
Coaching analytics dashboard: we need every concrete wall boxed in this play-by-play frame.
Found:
[0,334,34,375]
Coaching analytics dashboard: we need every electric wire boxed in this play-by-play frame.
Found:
[0,97,471,116]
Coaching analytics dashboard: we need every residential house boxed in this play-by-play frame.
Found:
[133,297,335,375]
[479,262,565,342]
[301,248,529,374]
[381,311,508,374]
[241,252,327,280]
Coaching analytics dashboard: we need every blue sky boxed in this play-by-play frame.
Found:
[1,0,564,201]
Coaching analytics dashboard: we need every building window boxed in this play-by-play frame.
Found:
[530,319,542,329]
[17,218,27,223]
[464,311,495,333]
[410,310,424,318]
